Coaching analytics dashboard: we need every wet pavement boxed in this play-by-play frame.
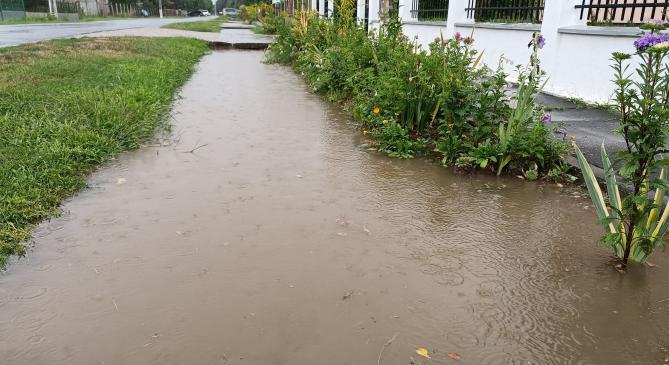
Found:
[0,17,210,48]
[537,93,625,171]
[84,24,274,49]
[1,51,669,365]
[218,27,275,47]
[82,27,223,42]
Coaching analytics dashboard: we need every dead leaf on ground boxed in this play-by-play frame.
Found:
[415,348,430,359]
[447,352,462,360]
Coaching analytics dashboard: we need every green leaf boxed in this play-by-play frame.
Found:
[574,143,618,235]
[601,144,622,226]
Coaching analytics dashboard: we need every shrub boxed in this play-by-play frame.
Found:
[266,11,567,177]
[239,2,273,24]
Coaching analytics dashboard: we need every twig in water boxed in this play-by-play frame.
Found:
[112,299,119,312]
[183,143,209,153]
[377,333,398,365]
[659,298,669,303]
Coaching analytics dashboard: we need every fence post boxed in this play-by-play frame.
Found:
[540,0,586,86]
[445,0,472,39]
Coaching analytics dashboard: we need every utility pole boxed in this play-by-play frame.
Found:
[158,0,163,18]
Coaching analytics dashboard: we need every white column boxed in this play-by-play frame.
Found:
[540,0,586,78]
[357,0,366,23]
[398,0,411,22]
[446,0,472,39]
[318,0,324,16]
[368,0,380,27]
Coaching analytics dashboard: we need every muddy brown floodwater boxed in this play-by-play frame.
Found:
[1,50,669,365]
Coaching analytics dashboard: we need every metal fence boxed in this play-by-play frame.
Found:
[576,0,669,25]
[272,0,310,16]
[465,0,544,23]
[410,0,448,20]
[1,0,26,20]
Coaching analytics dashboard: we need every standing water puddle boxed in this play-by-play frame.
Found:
[1,51,668,365]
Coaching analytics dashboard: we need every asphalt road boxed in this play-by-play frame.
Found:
[0,17,209,47]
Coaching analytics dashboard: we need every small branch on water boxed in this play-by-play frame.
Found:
[183,143,209,154]
[377,333,398,365]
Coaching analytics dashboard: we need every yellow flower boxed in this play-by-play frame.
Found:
[382,119,389,125]
[372,107,381,114]
[363,130,369,135]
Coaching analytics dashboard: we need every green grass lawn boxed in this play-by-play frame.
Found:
[0,37,209,268]
[162,16,227,32]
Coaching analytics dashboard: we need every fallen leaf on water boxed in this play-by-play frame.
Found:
[363,225,371,235]
[116,177,126,185]
[415,348,430,359]
[337,232,348,237]
[447,352,462,360]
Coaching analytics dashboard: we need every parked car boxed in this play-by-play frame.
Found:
[187,9,211,16]
[221,8,238,17]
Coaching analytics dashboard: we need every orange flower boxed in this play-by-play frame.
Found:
[372,107,380,114]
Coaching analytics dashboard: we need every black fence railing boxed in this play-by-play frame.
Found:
[56,0,79,13]
[410,0,448,21]
[576,0,669,25]
[24,0,48,12]
[465,0,544,23]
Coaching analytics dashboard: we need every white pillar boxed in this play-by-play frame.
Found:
[540,0,586,79]
[398,0,411,23]
[318,0,324,16]
[327,0,334,17]
[311,0,317,12]
[357,0,366,23]
[368,0,380,27]
[446,0,472,39]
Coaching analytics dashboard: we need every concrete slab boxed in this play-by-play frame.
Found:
[215,27,274,49]
[221,21,255,29]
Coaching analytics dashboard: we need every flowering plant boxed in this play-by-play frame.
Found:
[574,19,669,269]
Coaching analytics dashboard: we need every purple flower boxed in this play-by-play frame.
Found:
[634,33,669,51]
[454,32,462,42]
[647,18,665,26]
[528,33,546,49]
[542,113,552,125]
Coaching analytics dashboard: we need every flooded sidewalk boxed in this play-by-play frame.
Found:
[1,51,668,364]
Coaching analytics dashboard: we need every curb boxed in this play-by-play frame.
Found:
[208,41,269,50]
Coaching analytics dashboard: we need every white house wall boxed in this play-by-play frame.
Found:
[393,0,649,103]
